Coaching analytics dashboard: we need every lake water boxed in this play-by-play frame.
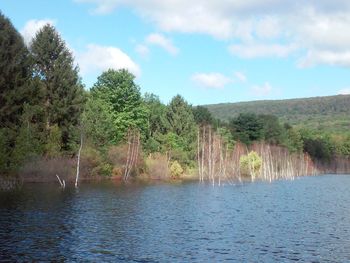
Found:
[1,175,350,262]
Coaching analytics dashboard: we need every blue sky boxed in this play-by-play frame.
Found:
[2,0,350,105]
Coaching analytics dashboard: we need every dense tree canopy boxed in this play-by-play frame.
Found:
[0,10,349,179]
[30,24,85,150]
[90,69,149,142]
[192,106,214,125]
[229,113,263,145]
[0,12,33,132]
[167,95,195,138]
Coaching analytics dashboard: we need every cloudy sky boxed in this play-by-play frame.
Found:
[2,0,350,104]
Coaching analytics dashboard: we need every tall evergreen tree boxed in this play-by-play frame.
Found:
[30,24,85,151]
[144,93,168,137]
[166,95,195,138]
[0,12,32,132]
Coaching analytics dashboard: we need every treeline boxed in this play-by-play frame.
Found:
[0,12,84,174]
[205,95,350,134]
[1,11,349,183]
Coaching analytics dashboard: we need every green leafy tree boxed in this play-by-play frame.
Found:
[12,104,44,166]
[239,151,262,179]
[91,69,149,142]
[166,95,197,165]
[45,124,62,158]
[82,96,117,146]
[260,114,284,144]
[166,95,196,140]
[229,113,263,145]
[283,126,303,153]
[144,93,168,137]
[143,93,169,153]
[192,106,214,125]
[301,131,335,162]
[30,24,85,151]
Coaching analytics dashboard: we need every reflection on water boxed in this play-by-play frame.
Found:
[1,175,350,262]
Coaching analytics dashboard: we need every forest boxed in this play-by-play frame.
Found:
[205,95,350,134]
[1,11,350,188]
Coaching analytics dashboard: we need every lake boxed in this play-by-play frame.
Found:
[1,175,350,262]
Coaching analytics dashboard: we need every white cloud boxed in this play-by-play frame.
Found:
[75,0,350,67]
[135,44,150,58]
[192,72,232,89]
[20,19,55,45]
[338,88,350,95]
[234,71,247,82]
[256,17,280,39]
[229,43,297,58]
[77,44,140,76]
[251,82,272,96]
[298,50,350,68]
[146,33,179,55]
[74,0,121,14]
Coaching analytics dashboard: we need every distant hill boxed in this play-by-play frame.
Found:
[204,95,350,133]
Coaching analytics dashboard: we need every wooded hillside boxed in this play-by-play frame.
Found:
[205,95,350,133]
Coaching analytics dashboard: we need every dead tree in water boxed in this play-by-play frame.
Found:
[124,129,140,181]
[197,126,230,185]
[75,133,83,188]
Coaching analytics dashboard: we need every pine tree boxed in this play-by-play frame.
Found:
[167,95,195,138]
[0,12,32,133]
[30,24,85,151]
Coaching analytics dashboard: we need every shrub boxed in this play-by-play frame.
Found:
[108,144,144,177]
[144,153,169,179]
[239,151,262,179]
[170,161,183,179]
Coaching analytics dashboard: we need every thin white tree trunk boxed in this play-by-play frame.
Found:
[201,126,205,181]
[75,134,83,188]
[197,128,201,181]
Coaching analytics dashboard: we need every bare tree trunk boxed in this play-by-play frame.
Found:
[201,126,205,181]
[124,130,131,181]
[126,131,140,181]
[56,174,65,189]
[75,134,83,188]
[197,128,201,181]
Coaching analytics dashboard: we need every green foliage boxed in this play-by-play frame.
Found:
[82,96,117,146]
[229,113,263,145]
[144,137,162,153]
[45,125,62,158]
[0,12,33,132]
[0,129,10,172]
[91,69,149,142]
[301,131,335,162]
[260,114,284,144]
[283,126,303,153]
[82,146,112,177]
[170,161,183,178]
[144,93,169,137]
[335,135,350,157]
[12,114,43,167]
[216,126,235,149]
[205,94,350,134]
[96,163,113,177]
[167,95,196,139]
[239,151,262,178]
[192,106,214,125]
[30,24,85,151]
